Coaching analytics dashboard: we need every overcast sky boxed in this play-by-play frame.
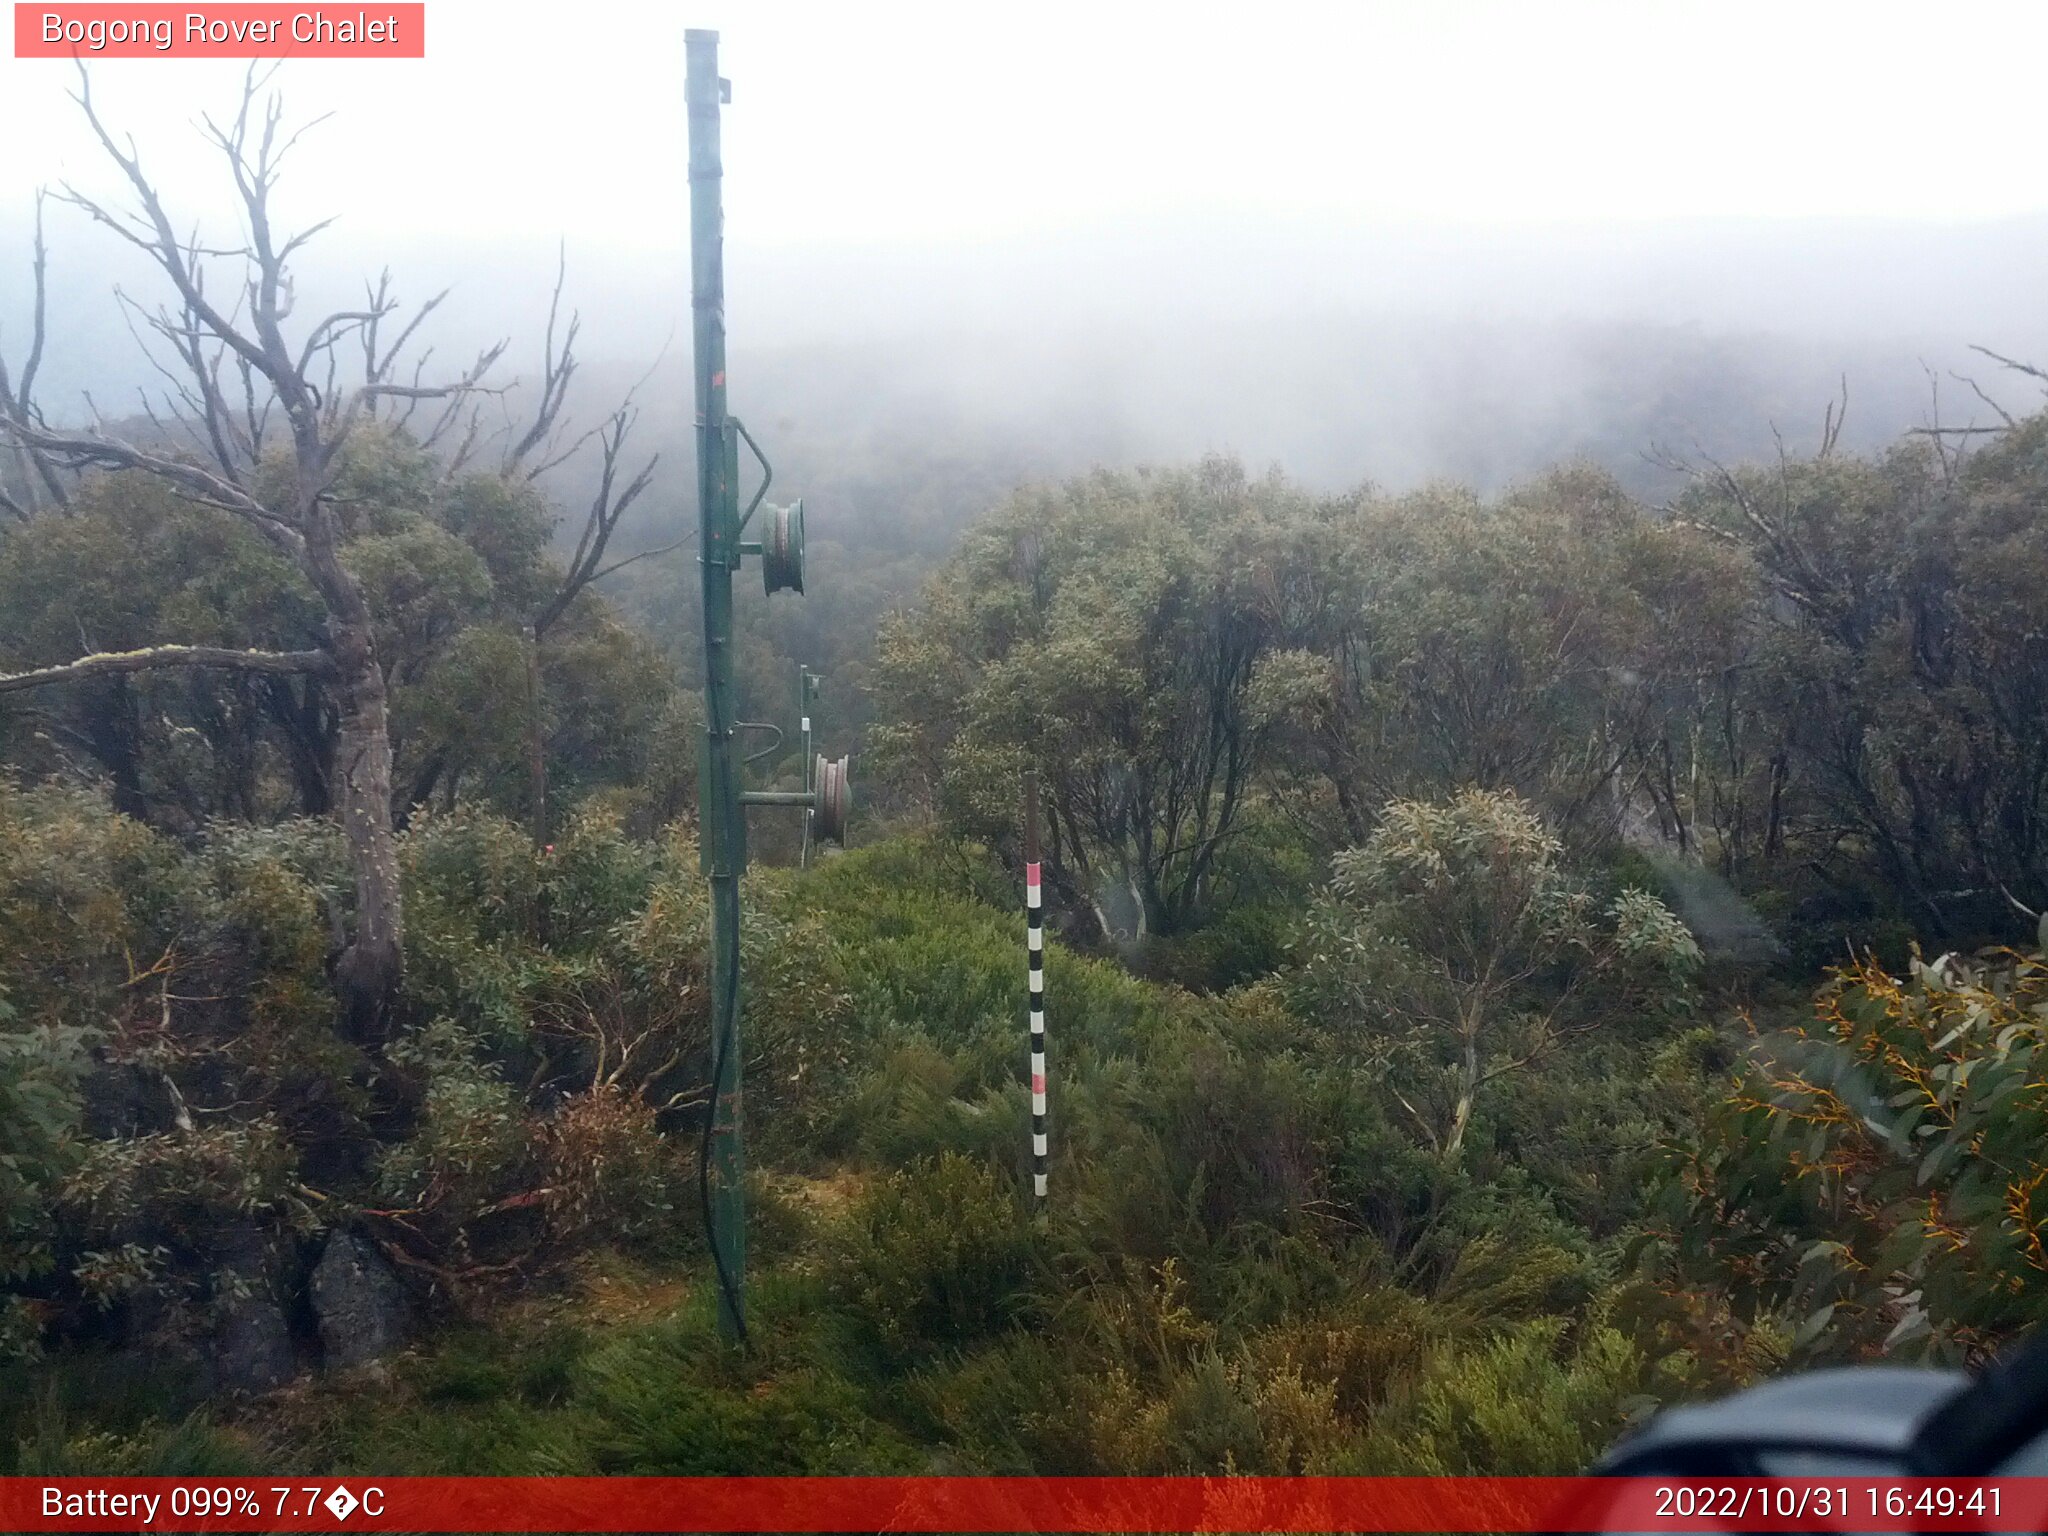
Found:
[8,1,2048,250]
[6,0,2048,485]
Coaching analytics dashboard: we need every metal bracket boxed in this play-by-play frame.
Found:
[735,720,784,766]
[739,789,814,808]
[730,416,773,534]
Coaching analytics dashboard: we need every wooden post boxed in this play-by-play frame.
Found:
[1025,769,1047,1206]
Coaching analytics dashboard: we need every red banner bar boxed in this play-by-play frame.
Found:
[6,1476,2048,1532]
[13,4,424,58]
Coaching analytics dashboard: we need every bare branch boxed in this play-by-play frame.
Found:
[1969,343,2048,388]
[360,378,506,403]
[0,189,70,513]
[585,531,688,586]
[3,417,303,554]
[65,64,278,388]
[1919,360,1963,479]
[297,299,392,382]
[356,272,448,406]
[1819,373,1847,459]
[532,404,661,638]
[107,286,240,472]
[0,644,331,697]
[504,241,580,471]
[275,212,339,266]
[18,188,49,410]
[237,350,270,459]
[1949,369,2017,430]
[338,339,507,451]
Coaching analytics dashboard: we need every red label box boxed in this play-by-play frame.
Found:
[14,3,425,57]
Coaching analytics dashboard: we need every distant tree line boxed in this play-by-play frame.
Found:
[871,420,2048,962]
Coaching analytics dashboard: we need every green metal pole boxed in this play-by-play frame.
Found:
[687,27,746,1344]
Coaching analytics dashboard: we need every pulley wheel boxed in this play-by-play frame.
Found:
[813,753,850,845]
[763,498,805,595]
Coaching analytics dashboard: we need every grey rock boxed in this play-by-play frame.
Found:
[309,1230,411,1370]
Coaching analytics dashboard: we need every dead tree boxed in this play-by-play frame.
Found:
[0,67,506,1040]
[0,191,68,521]
[493,247,670,843]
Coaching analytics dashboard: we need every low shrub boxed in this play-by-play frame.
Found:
[829,1154,1036,1363]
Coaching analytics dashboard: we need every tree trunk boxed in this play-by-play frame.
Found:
[328,640,403,1042]
[1332,766,1370,848]
[397,750,447,830]
[525,622,549,846]
[304,498,404,1041]
[1444,1026,1480,1163]
[263,675,333,816]
[85,676,148,821]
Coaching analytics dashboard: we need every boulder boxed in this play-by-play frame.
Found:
[309,1230,411,1369]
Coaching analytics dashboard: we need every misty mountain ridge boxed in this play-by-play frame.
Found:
[7,205,2048,537]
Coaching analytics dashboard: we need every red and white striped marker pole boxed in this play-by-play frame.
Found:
[1024,769,1047,1206]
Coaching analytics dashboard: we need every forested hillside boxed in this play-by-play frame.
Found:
[6,75,2048,1482]
[7,387,2048,1471]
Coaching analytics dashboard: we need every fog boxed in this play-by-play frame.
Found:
[6,0,2048,518]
